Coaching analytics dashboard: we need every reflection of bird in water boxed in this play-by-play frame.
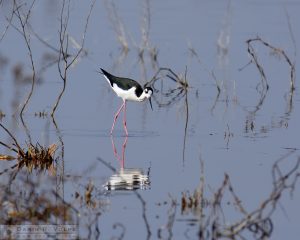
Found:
[99,68,153,136]
[105,136,150,191]
[105,168,150,191]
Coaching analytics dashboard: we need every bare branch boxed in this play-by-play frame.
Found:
[13,0,37,117]
[246,36,295,92]
[51,0,96,117]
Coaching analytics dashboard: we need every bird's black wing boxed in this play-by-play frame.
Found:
[100,68,143,97]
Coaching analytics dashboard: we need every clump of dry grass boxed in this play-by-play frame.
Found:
[17,143,57,173]
[0,122,57,174]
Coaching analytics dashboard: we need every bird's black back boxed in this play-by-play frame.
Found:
[100,68,143,97]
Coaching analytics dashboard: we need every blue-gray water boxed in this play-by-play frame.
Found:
[0,0,300,239]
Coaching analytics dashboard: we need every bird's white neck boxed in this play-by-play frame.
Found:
[136,91,149,102]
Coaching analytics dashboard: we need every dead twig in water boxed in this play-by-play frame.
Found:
[246,38,269,93]
[243,36,296,135]
[246,36,295,92]
[148,67,189,108]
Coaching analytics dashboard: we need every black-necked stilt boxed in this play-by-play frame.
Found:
[99,68,153,136]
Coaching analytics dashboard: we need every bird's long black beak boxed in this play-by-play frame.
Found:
[149,97,153,111]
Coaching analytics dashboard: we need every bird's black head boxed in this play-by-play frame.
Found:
[144,87,153,96]
[143,87,153,110]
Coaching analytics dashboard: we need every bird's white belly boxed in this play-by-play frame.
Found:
[112,84,141,101]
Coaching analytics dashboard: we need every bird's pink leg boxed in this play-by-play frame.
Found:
[110,135,121,162]
[123,100,128,136]
[111,101,125,135]
[120,136,128,169]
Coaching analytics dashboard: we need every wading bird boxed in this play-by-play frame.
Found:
[99,68,153,136]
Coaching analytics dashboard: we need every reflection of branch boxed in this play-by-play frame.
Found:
[158,196,177,239]
[111,223,126,240]
[182,67,189,165]
[0,141,18,154]
[149,67,190,165]
[0,123,24,157]
[224,124,233,149]
[52,116,65,215]
[135,191,152,240]
[97,157,116,172]
[284,89,294,117]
